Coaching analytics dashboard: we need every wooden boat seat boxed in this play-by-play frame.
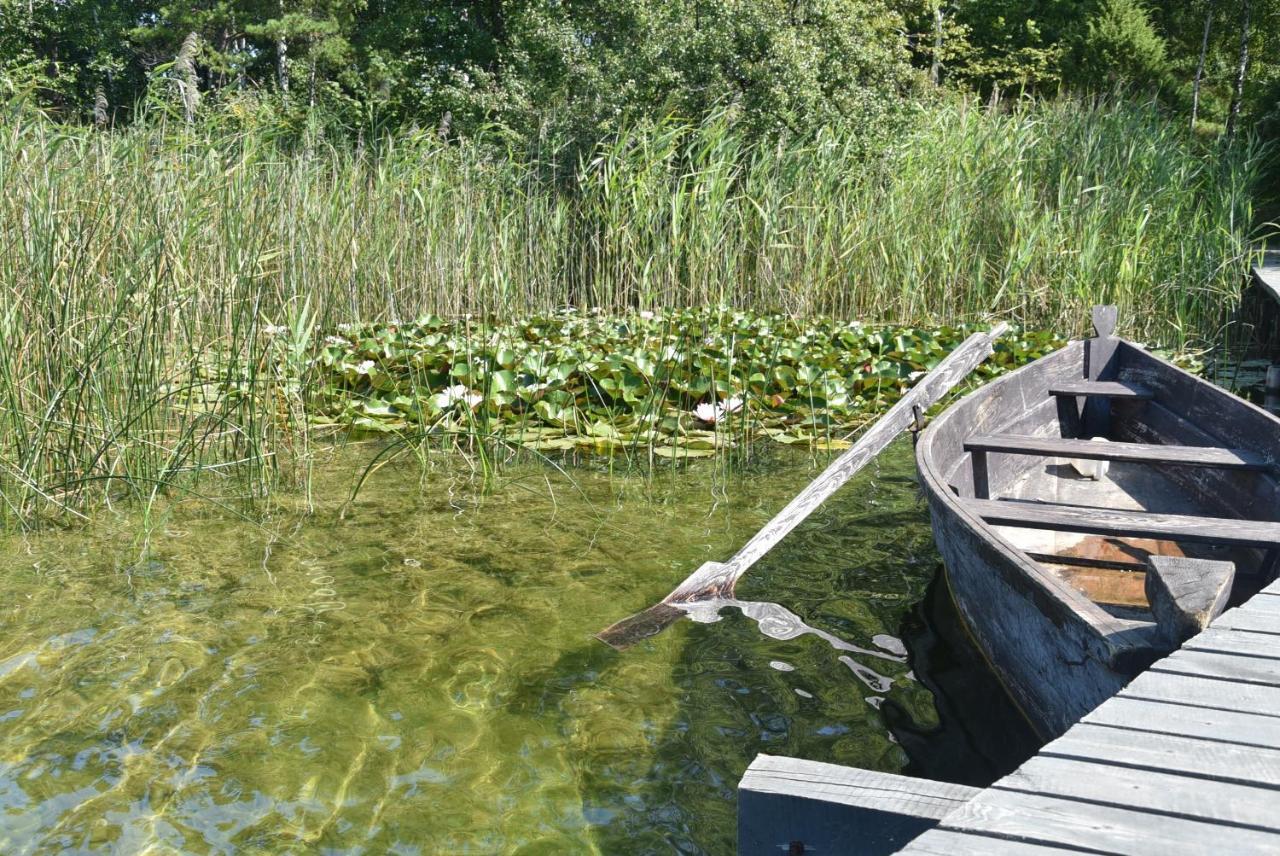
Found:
[964,434,1268,471]
[966,499,1280,550]
[1144,555,1234,644]
[1047,380,1153,399]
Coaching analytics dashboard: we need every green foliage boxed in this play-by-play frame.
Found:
[1071,0,1168,91]
[301,309,1069,455]
[0,97,1261,524]
[0,0,923,150]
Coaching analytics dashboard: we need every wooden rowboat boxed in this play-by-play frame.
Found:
[916,307,1280,739]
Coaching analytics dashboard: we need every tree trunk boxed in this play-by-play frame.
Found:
[1226,0,1251,139]
[1191,8,1212,131]
[930,4,944,85]
[277,0,289,94]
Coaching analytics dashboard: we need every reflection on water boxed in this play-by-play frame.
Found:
[0,439,1023,853]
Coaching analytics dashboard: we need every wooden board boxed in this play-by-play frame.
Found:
[896,830,1083,855]
[1185,625,1280,659]
[1236,594,1280,617]
[893,579,1280,854]
[1119,668,1280,717]
[1048,565,1147,608]
[968,499,1280,549]
[738,755,978,856]
[1041,721,1280,788]
[1254,249,1280,306]
[1144,555,1234,644]
[965,434,1265,469]
[996,755,1280,829]
[1081,696,1280,749]
[933,787,1280,854]
[1211,608,1280,636]
[1048,380,1153,399]
[1116,342,1280,523]
[1152,649,1280,686]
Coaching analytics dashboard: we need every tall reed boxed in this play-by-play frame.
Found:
[0,96,1267,525]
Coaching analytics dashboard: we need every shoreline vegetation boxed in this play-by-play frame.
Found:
[0,96,1268,527]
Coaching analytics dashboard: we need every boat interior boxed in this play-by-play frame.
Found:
[932,309,1280,642]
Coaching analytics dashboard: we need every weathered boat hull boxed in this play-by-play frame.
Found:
[915,334,1280,740]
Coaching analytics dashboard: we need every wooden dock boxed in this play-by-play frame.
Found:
[1254,248,1280,305]
[740,578,1280,855]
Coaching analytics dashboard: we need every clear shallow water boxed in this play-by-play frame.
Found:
[0,439,1011,854]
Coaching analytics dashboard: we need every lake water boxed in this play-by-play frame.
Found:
[0,439,1031,854]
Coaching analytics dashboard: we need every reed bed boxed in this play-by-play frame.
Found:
[0,96,1267,525]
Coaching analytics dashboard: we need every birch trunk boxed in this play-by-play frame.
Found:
[1191,8,1212,131]
[1226,0,1251,139]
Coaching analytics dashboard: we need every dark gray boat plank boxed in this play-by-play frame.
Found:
[964,434,1266,469]
[1119,668,1280,717]
[1039,722,1280,788]
[996,755,1280,829]
[1081,695,1280,748]
[1152,649,1280,686]
[934,787,1280,855]
[967,498,1280,548]
[1048,380,1154,399]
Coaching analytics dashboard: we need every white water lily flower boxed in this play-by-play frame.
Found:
[337,323,357,333]
[434,384,483,409]
[324,335,347,346]
[694,402,719,423]
[354,360,375,375]
[262,323,288,337]
[639,310,655,320]
[694,396,745,425]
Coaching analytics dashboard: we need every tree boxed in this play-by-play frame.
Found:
[1070,0,1168,92]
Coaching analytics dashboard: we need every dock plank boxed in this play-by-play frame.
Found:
[1254,249,1280,305]
[899,829,1088,855]
[1211,608,1280,636]
[1120,668,1280,717]
[1081,696,1280,748]
[1152,649,1280,686]
[1235,594,1280,617]
[1040,722,1280,788]
[775,584,1280,854]
[996,756,1280,830]
[738,755,978,856]
[936,788,1280,855]
[1184,626,1280,659]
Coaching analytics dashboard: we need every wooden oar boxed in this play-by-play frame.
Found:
[595,322,1010,650]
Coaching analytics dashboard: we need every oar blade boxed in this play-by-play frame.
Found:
[594,602,688,651]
